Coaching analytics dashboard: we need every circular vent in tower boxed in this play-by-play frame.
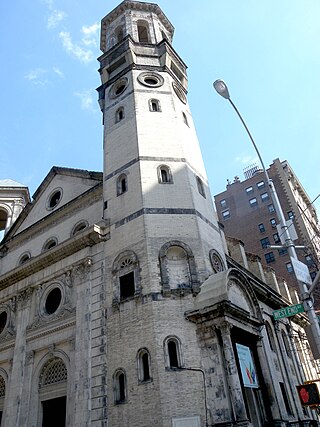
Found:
[110,77,129,99]
[172,82,187,104]
[137,72,164,88]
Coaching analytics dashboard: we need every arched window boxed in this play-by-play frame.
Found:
[0,208,8,232]
[72,221,88,236]
[196,176,206,198]
[182,112,189,126]
[117,174,128,196]
[137,20,150,43]
[149,99,161,112]
[159,241,199,295]
[18,252,31,266]
[115,107,124,123]
[42,238,58,252]
[265,321,276,352]
[157,165,173,184]
[164,337,183,369]
[137,348,151,382]
[39,357,68,426]
[112,251,141,302]
[115,26,124,43]
[114,369,127,403]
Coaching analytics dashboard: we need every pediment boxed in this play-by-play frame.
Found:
[5,167,102,238]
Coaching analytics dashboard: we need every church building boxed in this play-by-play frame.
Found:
[0,1,318,426]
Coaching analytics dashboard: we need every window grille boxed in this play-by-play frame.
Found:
[0,376,5,397]
[40,358,67,388]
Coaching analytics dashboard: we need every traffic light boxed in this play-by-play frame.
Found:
[297,383,320,406]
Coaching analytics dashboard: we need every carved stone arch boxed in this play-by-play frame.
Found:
[112,250,141,303]
[209,249,225,273]
[0,204,11,233]
[159,240,199,296]
[227,268,263,322]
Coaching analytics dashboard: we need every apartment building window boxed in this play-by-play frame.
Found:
[286,262,293,273]
[249,197,257,207]
[260,237,270,249]
[257,180,265,189]
[260,192,269,202]
[270,218,277,228]
[305,255,314,266]
[268,204,275,213]
[278,248,288,256]
[265,252,275,264]
[246,186,253,194]
[258,223,265,233]
[220,199,227,208]
[222,209,230,220]
[287,211,294,220]
[273,233,280,243]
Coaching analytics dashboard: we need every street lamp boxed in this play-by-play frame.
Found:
[213,79,320,358]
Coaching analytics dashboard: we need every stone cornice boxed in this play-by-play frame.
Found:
[1,183,102,250]
[0,223,110,289]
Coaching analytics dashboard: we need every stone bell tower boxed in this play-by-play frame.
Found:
[97,2,227,426]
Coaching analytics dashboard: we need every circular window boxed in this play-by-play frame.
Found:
[137,72,164,88]
[47,188,62,210]
[110,78,128,98]
[0,311,7,334]
[45,287,62,315]
[172,82,187,104]
[72,221,88,236]
[43,238,58,252]
[19,253,31,266]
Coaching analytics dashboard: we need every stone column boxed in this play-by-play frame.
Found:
[5,288,33,427]
[217,322,249,424]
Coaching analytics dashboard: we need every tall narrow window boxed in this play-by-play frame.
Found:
[137,21,150,43]
[265,322,276,352]
[182,112,189,126]
[112,251,141,303]
[158,165,173,184]
[137,349,151,382]
[114,370,127,403]
[116,107,124,123]
[165,338,182,368]
[196,176,206,198]
[115,26,124,43]
[117,174,128,196]
[149,99,161,112]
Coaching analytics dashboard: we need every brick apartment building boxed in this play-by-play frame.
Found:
[215,158,320,306]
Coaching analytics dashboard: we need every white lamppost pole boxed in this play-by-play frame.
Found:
[213,79,320,357]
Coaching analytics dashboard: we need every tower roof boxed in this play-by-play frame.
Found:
[100,0,174,52]
[0,179,27,188]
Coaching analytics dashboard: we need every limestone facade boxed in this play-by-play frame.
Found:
[0,1,319,426]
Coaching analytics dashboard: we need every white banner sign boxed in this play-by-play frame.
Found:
[236,343,259,388]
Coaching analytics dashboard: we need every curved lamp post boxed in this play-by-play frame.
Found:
[213,79,320,358]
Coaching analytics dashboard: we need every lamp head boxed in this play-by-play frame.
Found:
[213,79,230,100]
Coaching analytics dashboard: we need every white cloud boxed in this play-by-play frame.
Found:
[234,155,259,165]
[47,9,67,29]
[75,90,97,112]
[24,68,49,86]
[81,23,99,47]
[59,31,94,63]
[53,67,64,78]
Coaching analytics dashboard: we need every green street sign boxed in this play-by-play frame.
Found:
[273,303,305,320]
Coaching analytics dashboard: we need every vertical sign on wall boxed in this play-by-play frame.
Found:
[236,343,259,388]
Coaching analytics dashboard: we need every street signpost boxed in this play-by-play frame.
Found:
[291,257,312,286]
[273,303,305,320]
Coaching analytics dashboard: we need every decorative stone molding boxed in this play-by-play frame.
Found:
[16,288,33,310]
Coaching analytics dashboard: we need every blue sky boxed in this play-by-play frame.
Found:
[1,0,320,212]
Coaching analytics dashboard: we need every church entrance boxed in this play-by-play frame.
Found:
[42,396,66,427]
[232,327,272,426]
